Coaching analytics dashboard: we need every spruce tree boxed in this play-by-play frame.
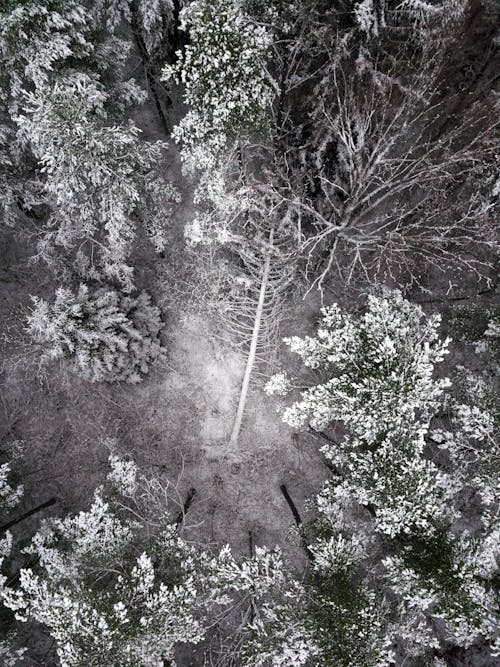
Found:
[27,285,165,383]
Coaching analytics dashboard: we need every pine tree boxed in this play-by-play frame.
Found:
[0,0,93,111]
[16,73,179,289]
[27,284,165,384]
[0,0,143,112]
[163,0,276,181]
[0,0,157,256]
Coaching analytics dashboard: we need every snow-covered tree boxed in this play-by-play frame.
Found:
[162,1,309,448]
[0,446,23,533]
[352,0,462,38]
[96,0,179,54]
[236,0,497,291]
[266,290,500,661]
[0,0,142,112]
[27,284,165,384]
[16,73,179,289]
[0,441,26,667]
[0,0,89,229]
[383,520,500,656]
[1,454,287,667]
[163,0,276,180]
[266,289,450,437]
[242,571,393,667]
[0,0,167,268]
[0,0,93,112]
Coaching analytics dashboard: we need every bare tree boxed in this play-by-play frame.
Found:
[244,2,500,294]
[194,193,298,449]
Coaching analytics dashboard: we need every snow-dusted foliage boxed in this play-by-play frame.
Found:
[439,305,500,505]
[475,310,500,370]
[241,582,320,667]
[0,465,23,528]
[0,0,141,110]
[0,442,23,566]
[27,284,164,384]
[96,0,177,53]
[0,443,24,662]
[267,289,450,435]
[1,454,287,667]
[0,640,26,667]
[384,524,500,653]
[163,0,276,176]
[0,125,18,228]
[1,458,201,666]
[0,0,149,233]
[265,290,499,661]
[242,564,393,667]
[352,0,458,37]
[0,0,92,111]
[16,73,179,289]
[0,1,88,229]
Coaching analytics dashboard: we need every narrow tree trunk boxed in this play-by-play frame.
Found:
[248,529,255,557]
[130,0,171,134]
[0,497,57,535]
[280,484,313,561]
[229,231,274,447]
[174,487,196,527]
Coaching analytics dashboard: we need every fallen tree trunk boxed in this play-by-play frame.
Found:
[229,230,274,447]
[174,487,196,527]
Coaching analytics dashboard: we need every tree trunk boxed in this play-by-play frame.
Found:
[229,230,274,447]
[0,497,57,535]
[280,484,313,561]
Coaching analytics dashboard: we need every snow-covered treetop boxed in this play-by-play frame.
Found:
[1,453,288,666]
[96,0,176,53]
[0,0,92,111]
[27,284,165,384]
[163,0,277,173]
[16,73,178,288]
[264,289,499,659]
[267,289,450,437]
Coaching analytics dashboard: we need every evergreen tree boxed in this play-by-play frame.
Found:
[0,0,146,266]
[163,0,276,185]
[16,73,179,289]
[27,284,165,384]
